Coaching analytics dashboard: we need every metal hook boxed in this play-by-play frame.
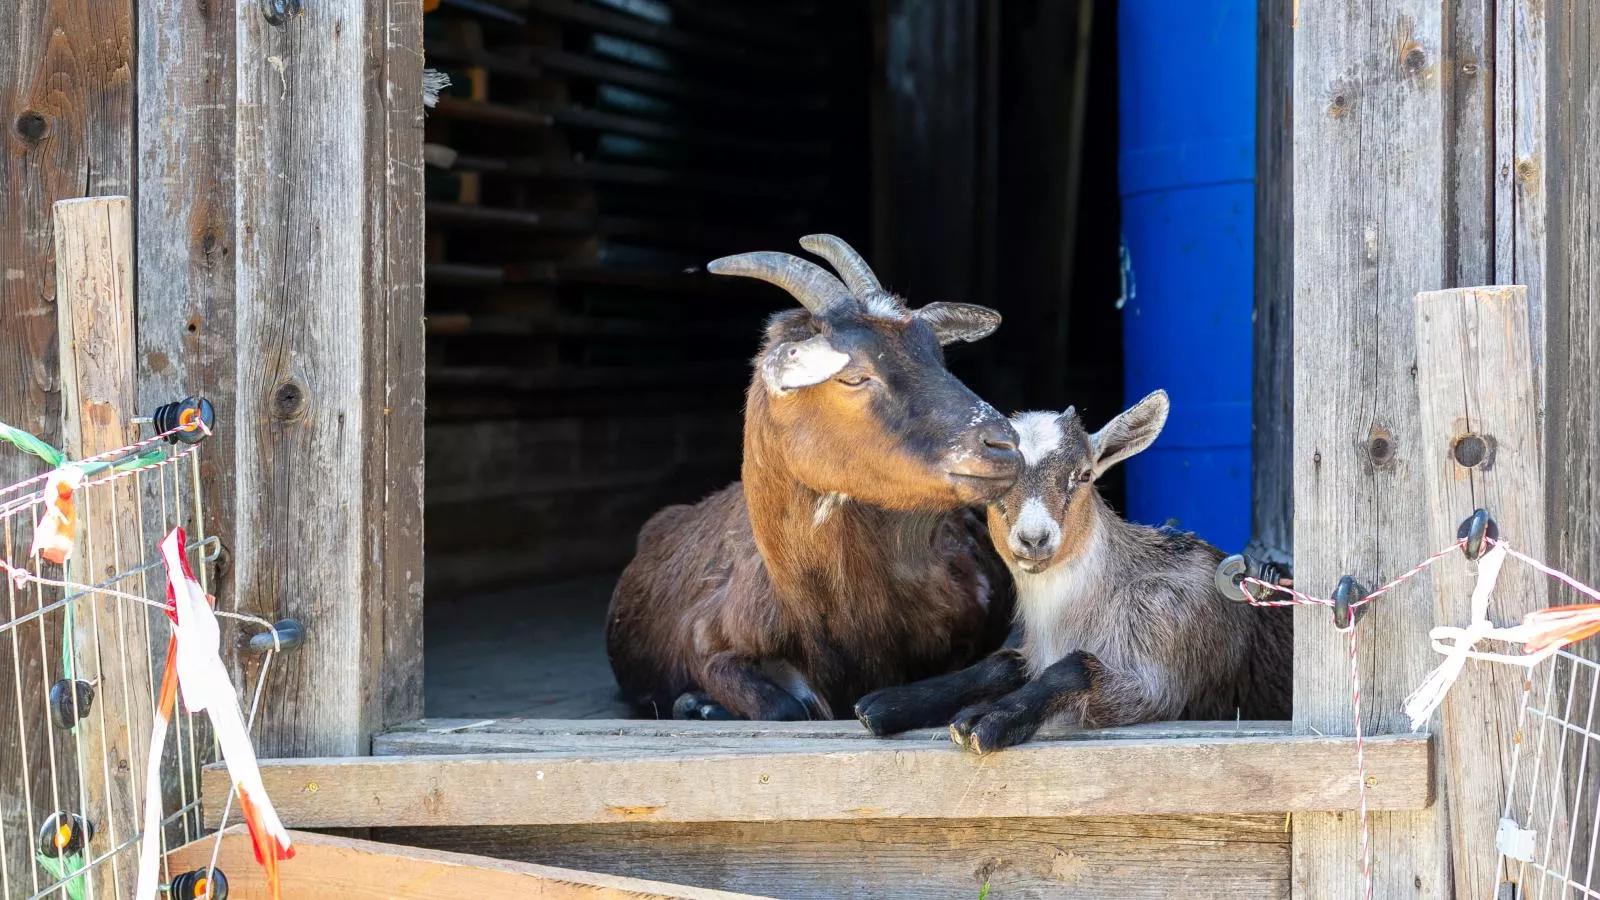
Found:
[262,0,304,26]
[1331,575,1368,632]
[1457,508,1499,561]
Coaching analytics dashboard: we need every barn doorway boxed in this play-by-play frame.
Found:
[419,0,1124,719]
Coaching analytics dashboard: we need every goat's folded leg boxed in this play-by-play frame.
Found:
[671,691,736,720]
[697,652,816,720]
[854,649,1029,736]
[949,650,1098,754]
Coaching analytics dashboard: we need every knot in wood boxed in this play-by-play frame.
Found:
[14,111,48,145]
[272,380,307,420]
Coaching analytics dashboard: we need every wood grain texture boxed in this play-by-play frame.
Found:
[204,732,1431,828]
[1253,0,1293,559]
[1291,1,1451,896]
[1544,0,1600,884]
[1494,0,1547,381]
[378,717,1294,746]
[1414,285,1550,899]
[382,815,1292,900]
[232,0,425,757]
[166,826,769,899]
[54,195,151,899]
[0,1,133,889]
[135,0,237,621]
[365,0,427,736]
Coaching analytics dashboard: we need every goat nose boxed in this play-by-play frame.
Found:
[978,422,1017,453]
[1017,531,1051,554]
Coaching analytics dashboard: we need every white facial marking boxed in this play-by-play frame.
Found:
[765,336,850,394]
[1008,496,1062,563]
[1012,411,1063,465]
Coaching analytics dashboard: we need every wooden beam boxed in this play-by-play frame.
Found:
[53,196,151,896]
[204,732,1433,828]
[382,814,1291,900]
[1414,285,1550,898]
[166,826,771,899]
[1290,0,1452,896]
[233,0,425,755]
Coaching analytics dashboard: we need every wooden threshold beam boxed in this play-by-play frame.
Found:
[204,727,1433,828]
[166,826,770,899]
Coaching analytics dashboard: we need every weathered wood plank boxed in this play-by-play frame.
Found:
[1291,1,1451,896]
[1253,0,1293,560]
[1544,0,1600,887]
[379,717,1294,745]
[135,0,237,627]
[204,733,1432,828]
[166,826,768,899]
[54,195,151,899]
[381,815,1292,900]
[0,0,132,888]
[233,0,425,756]
[1414,285,1550,899]
[365,0,428,738]
[1494,0,1547,378]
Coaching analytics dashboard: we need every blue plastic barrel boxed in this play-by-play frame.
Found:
[1117,0,1255,551]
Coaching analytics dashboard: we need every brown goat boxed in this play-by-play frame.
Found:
[606,235,1022,720]
[854,390,1293,751]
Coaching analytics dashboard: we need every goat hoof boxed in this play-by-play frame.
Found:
[672,692,734,720]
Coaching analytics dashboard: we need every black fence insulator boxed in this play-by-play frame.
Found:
[1331,575,1368,631]
[36,812,93,857]
[47,679,95,730]
[262,0,304,27]
[168,866,229,900]
[151,397,215,445]
[1457,508,1499,561]
[248,618,305,654]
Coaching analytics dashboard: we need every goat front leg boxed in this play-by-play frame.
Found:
[854,649,1029,736]
[693,652,819,720]
[948,650,1099,754]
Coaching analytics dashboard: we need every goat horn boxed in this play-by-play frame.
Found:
[798,234,885,298]
[707,251,853,315]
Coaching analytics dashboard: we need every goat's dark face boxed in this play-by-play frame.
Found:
[757,307,1019,510]
[988,391,1170,573]
[712,235,1020,511]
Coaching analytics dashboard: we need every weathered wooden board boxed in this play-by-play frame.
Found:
[381,814,1291,900]
[1291,1,1452,896]
[1415,285,1550,898]
[54,196,152,897]
[1253,0,1293,561]
[379,716,1294,744]
[232,0,425,756]
[1544,0,1600,886]
[0,0,133,890]
[166,826,768,899]
[205,732,1431,828]
[135,0,238,633]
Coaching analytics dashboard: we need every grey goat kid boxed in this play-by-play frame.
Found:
[853,389,1293,752]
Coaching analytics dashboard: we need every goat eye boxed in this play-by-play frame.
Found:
[835,373,871,387]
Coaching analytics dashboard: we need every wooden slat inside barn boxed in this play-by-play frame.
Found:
[420,0,1125,720]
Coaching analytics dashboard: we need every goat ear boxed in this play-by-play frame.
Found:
[1089,390,1169,474]
[760,333,851,395]
[913,302,1002,345]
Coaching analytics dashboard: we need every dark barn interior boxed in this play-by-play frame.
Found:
[420,0,1122,718]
